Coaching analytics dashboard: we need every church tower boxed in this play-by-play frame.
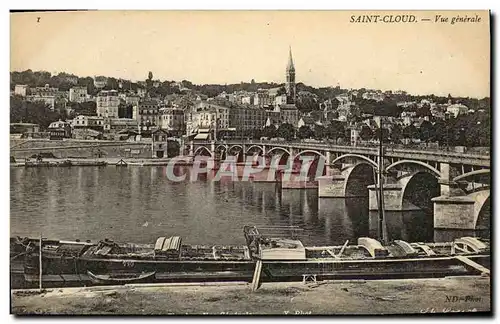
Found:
[285,46,296,104]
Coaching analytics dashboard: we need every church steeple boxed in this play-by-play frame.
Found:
[287,46,295,72]
[285,46,296,104]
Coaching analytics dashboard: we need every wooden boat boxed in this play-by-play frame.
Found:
[87,270,156,284]
[242,226,490,282]
[13,236,254,288]
[10,227,490,289]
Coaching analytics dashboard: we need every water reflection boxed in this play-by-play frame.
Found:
[10,166,489,246]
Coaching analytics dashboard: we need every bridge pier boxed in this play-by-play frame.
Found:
[367,184,419,211]
[280,172,318,189]
[431,163,480,230]
[432,195,476,229]
[189,141,194,156]
[317,174,346,198]
[318,163,374,198]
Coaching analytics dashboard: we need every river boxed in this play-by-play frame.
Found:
[10,166,489,246]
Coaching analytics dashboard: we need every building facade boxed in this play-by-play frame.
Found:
[72,115,105,130]
[14,84,28,97]
[103,118,139,132]
[69,86,88,103]
[136,99,161,131]
[278,104,299,127]
[159,107,185,136]
[229,105,267,132]
[97,90,120,118]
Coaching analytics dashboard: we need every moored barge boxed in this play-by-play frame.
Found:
[10,226,490,289]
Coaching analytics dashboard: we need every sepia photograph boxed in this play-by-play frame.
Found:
[8,9,491,316]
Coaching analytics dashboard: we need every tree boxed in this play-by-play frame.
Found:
[374,127,390,142]
[402,124,419,140]
[326,120,345,141]
[10,96,65,129]
[148,71,153,80]
[262,125,277,138]
[313,124,327,140]
[390,124,403,144]
[296,95,319,114]
[297,125,313,139]
[277,123,295,141]
[419,120,435,142]
[359,125,373,141]
[416,104,432,118]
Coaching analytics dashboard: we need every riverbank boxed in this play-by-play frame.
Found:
[11,276,490,315]
[10,157,196,167]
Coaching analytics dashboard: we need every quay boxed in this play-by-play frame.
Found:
[10,157,186,167]
[11,276,490,315]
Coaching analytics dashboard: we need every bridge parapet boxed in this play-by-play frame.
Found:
[203,140,490,167]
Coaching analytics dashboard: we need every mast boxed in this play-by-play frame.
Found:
[377,121,388,244]
[39,233,43,292]
[214,106,218,142]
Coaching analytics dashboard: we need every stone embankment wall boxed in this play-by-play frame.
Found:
[10,139,153,159]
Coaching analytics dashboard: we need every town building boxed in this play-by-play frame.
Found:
[274,94,287,106]
[126,94,141,107]
[27,84,59,110]
[69,86,88,103]
[277,103,299,126]
[193,101,229,130]
[48,120,72,139]
[159,107,185,136]
[254,89,272,108]
[446,103,469,118]
[229,105,267,132]
[14,84,28,97]
[350,127,360,146]
[137,88,147,98]
[72,115,105,130]
[28,94,56,110]
[96,90,120,118]
[10,123,40,139]
[241,95,254,105]
[136,99,161,131]
[103,118,139,132]
[151,129,170,158]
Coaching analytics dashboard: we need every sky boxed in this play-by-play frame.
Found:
[10,10,490,98]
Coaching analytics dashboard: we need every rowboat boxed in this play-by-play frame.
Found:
[87,270,156,284]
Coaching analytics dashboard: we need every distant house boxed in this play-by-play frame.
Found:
[297,116,316,129]
[151,129,170,158]
[446,104,468,118]
[48,120,72,140]
[14,84,28,97]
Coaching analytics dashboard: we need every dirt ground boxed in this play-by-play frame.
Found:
[11,276,491,315]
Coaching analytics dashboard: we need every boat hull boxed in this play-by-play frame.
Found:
[15,253,490,289]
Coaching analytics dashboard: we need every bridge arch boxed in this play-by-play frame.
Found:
[331,154,378,169]
[344,162,376,197]
[469,190,490,230]
[453,169,490,183]
[385,160,441,178]
[245,145,264,154]
[292,150,327,162]
[215,144,228,152]
[227,145,243,153]
[267,147,291,156]
[400,171,440,213]
[193,146,213,157]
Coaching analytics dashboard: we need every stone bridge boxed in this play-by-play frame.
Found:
[188,140,490,231]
